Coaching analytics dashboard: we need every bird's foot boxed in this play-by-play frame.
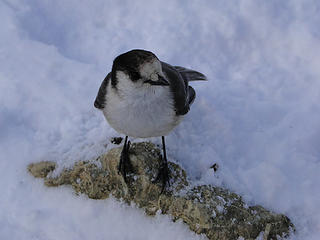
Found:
[118,141,133,183]
[153,156,170,193]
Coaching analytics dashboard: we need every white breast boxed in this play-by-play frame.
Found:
[102,73,183,138]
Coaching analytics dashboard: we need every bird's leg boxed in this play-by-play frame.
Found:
[118,136,132,182]
[154,136,170,192]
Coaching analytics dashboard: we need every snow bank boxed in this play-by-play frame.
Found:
[1,0,319,239]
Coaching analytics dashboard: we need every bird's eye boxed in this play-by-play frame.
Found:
[131,71,140,80]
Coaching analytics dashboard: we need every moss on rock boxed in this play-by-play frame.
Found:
[28,142,294,240]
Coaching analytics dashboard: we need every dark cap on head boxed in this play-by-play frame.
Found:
[111,49,158,86]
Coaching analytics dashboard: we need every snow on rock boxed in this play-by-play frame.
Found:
[28,142,294,240]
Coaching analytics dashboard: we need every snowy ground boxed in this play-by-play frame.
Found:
[1,0,320,239]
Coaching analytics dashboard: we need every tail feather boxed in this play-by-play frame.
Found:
[174,66,207,81]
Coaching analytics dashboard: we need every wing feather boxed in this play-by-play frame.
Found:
[94,72,111,109]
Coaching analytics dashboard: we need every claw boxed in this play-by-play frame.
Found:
[153,155,170,193]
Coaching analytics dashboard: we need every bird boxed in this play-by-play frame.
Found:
[94,49,206,191]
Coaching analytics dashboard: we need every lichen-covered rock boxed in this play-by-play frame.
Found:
[28,142,294,240]
[28,161,56,178]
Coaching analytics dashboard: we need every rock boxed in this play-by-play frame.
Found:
[28,142,294,240]
[28,161,56,178]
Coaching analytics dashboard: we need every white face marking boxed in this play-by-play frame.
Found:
[102,70,182,138]
[115,70,142,96]
[139,59,163,82]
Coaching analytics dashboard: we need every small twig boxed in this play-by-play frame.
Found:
[210,163,219,172]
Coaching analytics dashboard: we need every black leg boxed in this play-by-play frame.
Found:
[118,136,132,182]
[162,136,167,162]
[154,136,170,192]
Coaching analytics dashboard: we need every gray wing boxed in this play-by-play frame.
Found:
[174,66,207,81]
[161,62,196,115]
[94,72,111,109]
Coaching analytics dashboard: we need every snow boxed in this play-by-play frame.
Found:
[1,0,320,239]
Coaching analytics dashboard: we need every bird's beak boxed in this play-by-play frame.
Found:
[147,75,169,86]
[157,75,170,85]
[144,75,170,86]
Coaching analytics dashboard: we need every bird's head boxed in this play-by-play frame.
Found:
[111,49,169,89]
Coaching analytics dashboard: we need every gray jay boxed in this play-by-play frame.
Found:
[94,49,206,191]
